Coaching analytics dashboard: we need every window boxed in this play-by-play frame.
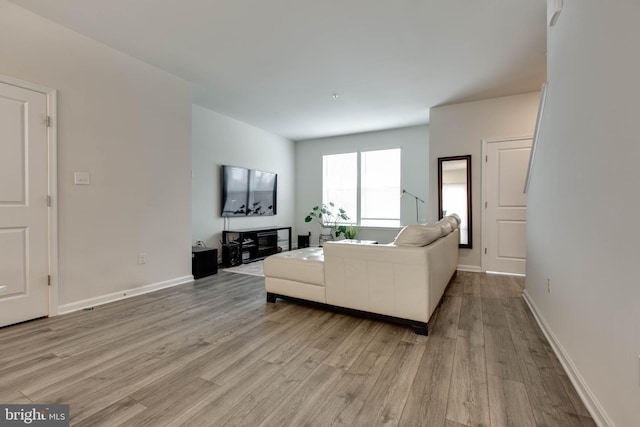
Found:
[322,148,401,227]
[322,152,357,223]
[361,149,401,227]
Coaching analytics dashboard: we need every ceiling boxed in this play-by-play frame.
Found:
[8,0,547,141]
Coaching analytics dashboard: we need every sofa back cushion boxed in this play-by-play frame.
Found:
[450,213,462,225]
[443,216,458,230]
[393,224,441,246]
[435,219,453,236]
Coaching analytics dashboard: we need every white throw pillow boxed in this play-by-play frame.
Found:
[393,224,442,246]
[435,219,453,236]
[444,216,458,230]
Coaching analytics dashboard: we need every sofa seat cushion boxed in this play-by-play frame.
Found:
[263,247,325,286]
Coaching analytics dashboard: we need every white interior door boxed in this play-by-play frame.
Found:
[0,81,50,327]
[483,138,532,275]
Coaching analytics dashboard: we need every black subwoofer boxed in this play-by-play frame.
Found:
[192,247,218,279]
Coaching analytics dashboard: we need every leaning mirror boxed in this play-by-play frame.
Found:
[438,155,472,248]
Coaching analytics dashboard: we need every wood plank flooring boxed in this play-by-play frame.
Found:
[0,271,595,426]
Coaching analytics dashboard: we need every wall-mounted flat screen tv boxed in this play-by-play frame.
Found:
[221,165,277,217]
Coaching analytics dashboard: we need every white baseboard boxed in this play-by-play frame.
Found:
[457,264,482,272]
[57,275,194,315]
[522,290,613,427]
[486,270,526,277]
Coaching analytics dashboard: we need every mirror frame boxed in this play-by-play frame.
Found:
[437,155,472,249]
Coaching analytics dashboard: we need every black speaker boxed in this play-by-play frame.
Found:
[298,233,311,249]
[222,242,241,267]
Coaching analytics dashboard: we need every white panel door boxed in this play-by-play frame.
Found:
[0,81,49,326]
[484,138,532,275]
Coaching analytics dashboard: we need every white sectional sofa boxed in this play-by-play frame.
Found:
[264,217,460,335]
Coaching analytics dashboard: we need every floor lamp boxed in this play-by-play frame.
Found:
[402,189,425,223]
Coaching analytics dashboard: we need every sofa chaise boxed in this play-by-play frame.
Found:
[264,217,460,335]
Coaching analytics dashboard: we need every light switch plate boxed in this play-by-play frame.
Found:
[74,172,90,185]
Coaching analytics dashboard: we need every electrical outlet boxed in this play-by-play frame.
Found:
[138,253,147,264]
[547,278,551,294]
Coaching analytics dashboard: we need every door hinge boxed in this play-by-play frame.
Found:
[485,155,488,162]
[484,248,487,254]
[46,116,51,127]
[485,201,488,208]
[47,195,52,207]
[47,275,51,286]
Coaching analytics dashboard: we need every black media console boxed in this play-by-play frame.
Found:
[222,226,292,265]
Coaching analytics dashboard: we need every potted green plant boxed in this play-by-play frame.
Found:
[304,202,350,239]
[343,225,360,240]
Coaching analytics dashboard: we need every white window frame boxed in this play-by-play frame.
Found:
[322,148,401,228]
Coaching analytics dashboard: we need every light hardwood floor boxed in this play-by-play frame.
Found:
[0,271,595,426]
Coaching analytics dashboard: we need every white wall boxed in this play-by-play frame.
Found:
[192,104,295,253]
[295,125,429,244]
[526,2,640,426]
[0,1,193,307]
[429,93,540,269]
